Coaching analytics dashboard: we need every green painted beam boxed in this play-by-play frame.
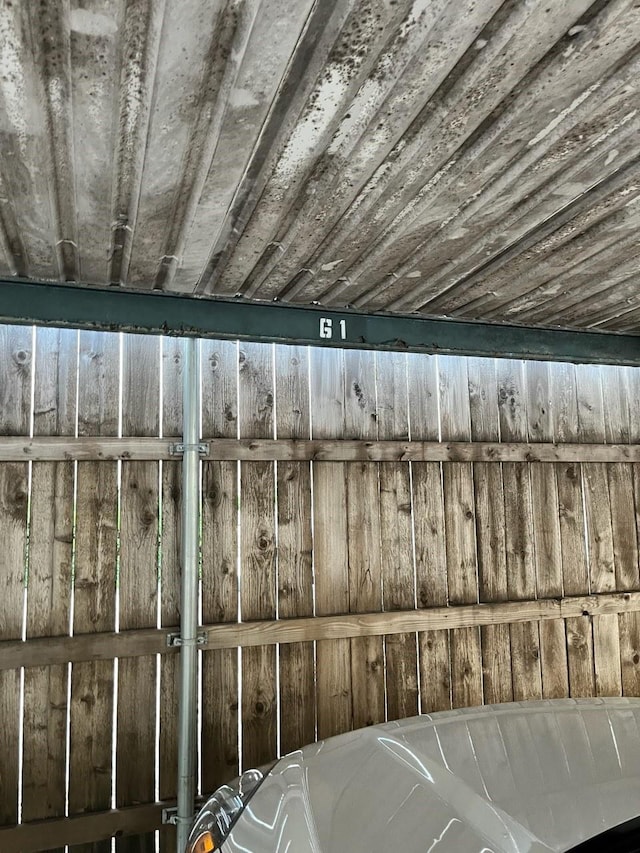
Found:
[0,279,638,365]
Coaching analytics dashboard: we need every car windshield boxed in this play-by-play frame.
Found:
[567,815,640,852]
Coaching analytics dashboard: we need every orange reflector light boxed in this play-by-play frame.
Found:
[189,831,215,853]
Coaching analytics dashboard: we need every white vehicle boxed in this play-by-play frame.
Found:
[186,698,640,852]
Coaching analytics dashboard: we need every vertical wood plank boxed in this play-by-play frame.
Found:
[0,326,32,828]
[575,364,621,698]
[376,351,418,721]
[275,345,315,752]
[629,369,640,580]
[619,608,640,697]
[201,340,239,791]
[551,362,593,697]
[238,343,276,769]
[576,365,616,592]
[407,354,450,713]
[310,347,351,738]
[592,614,623,697]
[496,359,542,702]
[118,335,160,853]
[69,331,119,853]
[621,368,640,697]
[525,360,568,699]
[439,356,482,708]
[22,328,76,848]
[344,350,384,728]
[601,365,639,592]
[468,358,512,705]
[159,338,183,853]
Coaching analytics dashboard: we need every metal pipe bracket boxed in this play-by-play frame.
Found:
[166,631,207,648]
[169,442,209,455]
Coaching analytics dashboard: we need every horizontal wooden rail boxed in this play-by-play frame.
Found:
[3,592,640,670]
[206,439,640,463]
[0,800,171,853]
[1,436,640,462]
[0,436,176,461]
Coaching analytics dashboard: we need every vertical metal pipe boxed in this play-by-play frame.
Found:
[176,336,200,853]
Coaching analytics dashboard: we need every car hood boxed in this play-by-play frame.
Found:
[222,698,640,852]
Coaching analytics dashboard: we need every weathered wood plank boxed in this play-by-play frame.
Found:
[310,346,351,738]
[208,440,640,463]
[69,330,119,853]
[117,335,160,853]
[566,616,596,697]
[577,364,623,700]
[497,358,542,701]
[439,356,482,709]
[468,357,512,705]
[620,368,640,699]
[377,350,417,721]
[525,360,568,699]
[552,362,593,697]
[0,800,174,853]
[345,350,385,728]
[201,339,239,791]
[407,353,450,713]
[275,346,315,752]
[576,365,616,593]
[619,611,640,696]
[22,328,76,849]
[159,338,183,853]
[593,614,623,697]
[0,325,32,829]
[3,436,640,463]
[239,343,277,769]
[602,365,639,591]
[5,591,640,666]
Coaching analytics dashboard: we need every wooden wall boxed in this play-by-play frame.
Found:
[1,326,640,852]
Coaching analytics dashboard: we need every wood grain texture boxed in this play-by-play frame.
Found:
[376,351,417,721]
[623,371,640,698]
[275,346,315,753]
[525,360,568,699]
[0,325,32,828]
[496,359,536,592]
[566,616,596,697]
[619,611,640,696]
[117,335,160,853]
[201,339,239,791]
[593,614,622,696]
[576,365,616,593]
[439,356,482,708]
[69,331,119,853]
[0,800,175,853]
[576,365,623,700]
[552,362,594,698]
[496,359,542,700]
[468,357,512,705]
[5,591,640,665]
[310,346,352,738]
[629,369,640,599]
[344,349,385,728]
[601,365,639,592]
[159,338,183,853]
[607,367,640,703]
[238,343,277,769]
[22,328,76,849]
[3,435,640,463]
[407,353,450,713]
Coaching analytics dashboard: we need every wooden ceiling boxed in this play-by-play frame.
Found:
[1,0,639,333]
